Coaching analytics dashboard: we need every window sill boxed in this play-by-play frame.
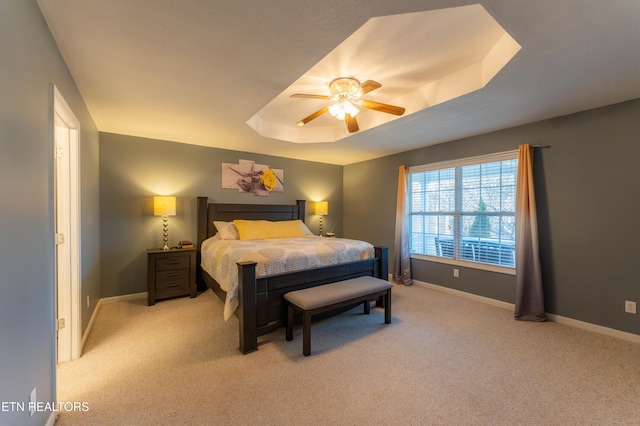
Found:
[410,254,516,276]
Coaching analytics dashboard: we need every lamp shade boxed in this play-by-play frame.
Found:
[313,201,328,216]
[153,196,176,216]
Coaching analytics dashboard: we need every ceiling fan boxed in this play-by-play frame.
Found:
[291,77,405,133]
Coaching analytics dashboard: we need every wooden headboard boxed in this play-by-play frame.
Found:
[196,197,306,249]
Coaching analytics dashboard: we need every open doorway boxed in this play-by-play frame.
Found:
[53,85,81,363]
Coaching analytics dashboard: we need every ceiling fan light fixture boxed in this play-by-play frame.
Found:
[329,77,363,97]
[328,98,359,120]
[290,77,403,133]
[328,77,362,120]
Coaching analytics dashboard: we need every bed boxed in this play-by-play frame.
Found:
[196,197,389,354]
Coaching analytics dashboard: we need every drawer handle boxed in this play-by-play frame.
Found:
[166,282,181,288]
[166,272,181,278]
[165,261,181,265]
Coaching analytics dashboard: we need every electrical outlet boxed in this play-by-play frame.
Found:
[625,300,636,314]
[453,268,459,278]
[29,387,36,416]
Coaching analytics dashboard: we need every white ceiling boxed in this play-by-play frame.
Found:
[37,0,640,165]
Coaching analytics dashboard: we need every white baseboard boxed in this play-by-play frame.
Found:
[411,279,640,344]
[100,292,147,304]
[545,312,640,344]
[413,279,516,311]
[80,298,102,353]
[80,292,148,355]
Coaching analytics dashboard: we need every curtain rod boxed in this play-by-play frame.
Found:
[532,144,551,148]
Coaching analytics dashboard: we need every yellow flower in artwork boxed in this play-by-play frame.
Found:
[261,169,278,191]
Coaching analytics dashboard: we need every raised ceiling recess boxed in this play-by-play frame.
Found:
[247,4,521,144]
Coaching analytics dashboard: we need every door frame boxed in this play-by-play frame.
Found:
[53,85,82,363]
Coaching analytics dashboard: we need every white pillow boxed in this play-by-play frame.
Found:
[213,221,239,240]
[299,221,313,235]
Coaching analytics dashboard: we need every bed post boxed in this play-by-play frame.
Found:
[237,261,258,354]
[196,197,209,247]
[296,199,306,221]
[196,197,209,290]
[374,246,389,308]
[375,246,389,280]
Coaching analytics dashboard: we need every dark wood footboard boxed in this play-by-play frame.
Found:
[235,246,388,354]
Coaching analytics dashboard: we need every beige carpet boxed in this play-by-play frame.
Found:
[56,284,640,425]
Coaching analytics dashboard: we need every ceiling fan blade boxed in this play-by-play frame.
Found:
[360,80,382,94]
[345,113,359,132]
[361,99,405,116]
[296,106,330,126]
[291,94,331,100]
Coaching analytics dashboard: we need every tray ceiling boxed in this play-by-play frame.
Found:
[248,5,521,143]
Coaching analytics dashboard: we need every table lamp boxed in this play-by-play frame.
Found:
[313,201,328,236]
[154,196,176,250]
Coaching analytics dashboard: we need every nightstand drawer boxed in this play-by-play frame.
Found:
[156,269,189,288]
[156,275,190,293]
[155,255,190,271]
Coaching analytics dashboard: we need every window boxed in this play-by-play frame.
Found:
[409,152,518,271]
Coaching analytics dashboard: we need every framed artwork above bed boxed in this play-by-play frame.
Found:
[222,159,284,196]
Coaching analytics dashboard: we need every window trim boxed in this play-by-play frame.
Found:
[410,253,516,275]
[409,149,518,275]
[409,150,518,174]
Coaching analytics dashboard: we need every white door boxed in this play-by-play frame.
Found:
[53,86,81,364]
[55,118,72,363]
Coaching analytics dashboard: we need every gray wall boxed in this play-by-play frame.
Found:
[99,133,343,297]
[344,99,640,336]
[0,1,101,425]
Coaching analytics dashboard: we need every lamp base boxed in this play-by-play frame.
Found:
[162,216,170,250]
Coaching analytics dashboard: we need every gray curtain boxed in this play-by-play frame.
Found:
[515,144,546,321]
[393,166,412,286]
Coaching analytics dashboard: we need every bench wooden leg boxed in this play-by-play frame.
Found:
[375,295,383,308]
[286,304,294,341]
[364,300,370,315]
[303,311,312,356]
[384,289,391,324]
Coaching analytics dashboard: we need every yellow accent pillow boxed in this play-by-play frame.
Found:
[233,220,309,240]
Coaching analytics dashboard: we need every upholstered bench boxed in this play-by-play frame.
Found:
[284,276,392,356]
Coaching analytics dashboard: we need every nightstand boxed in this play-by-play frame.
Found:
[147,248,196,305]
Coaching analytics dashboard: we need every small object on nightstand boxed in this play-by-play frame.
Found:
[325,232,336,238]
[179,240,194,249]
[147,248,196,306]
